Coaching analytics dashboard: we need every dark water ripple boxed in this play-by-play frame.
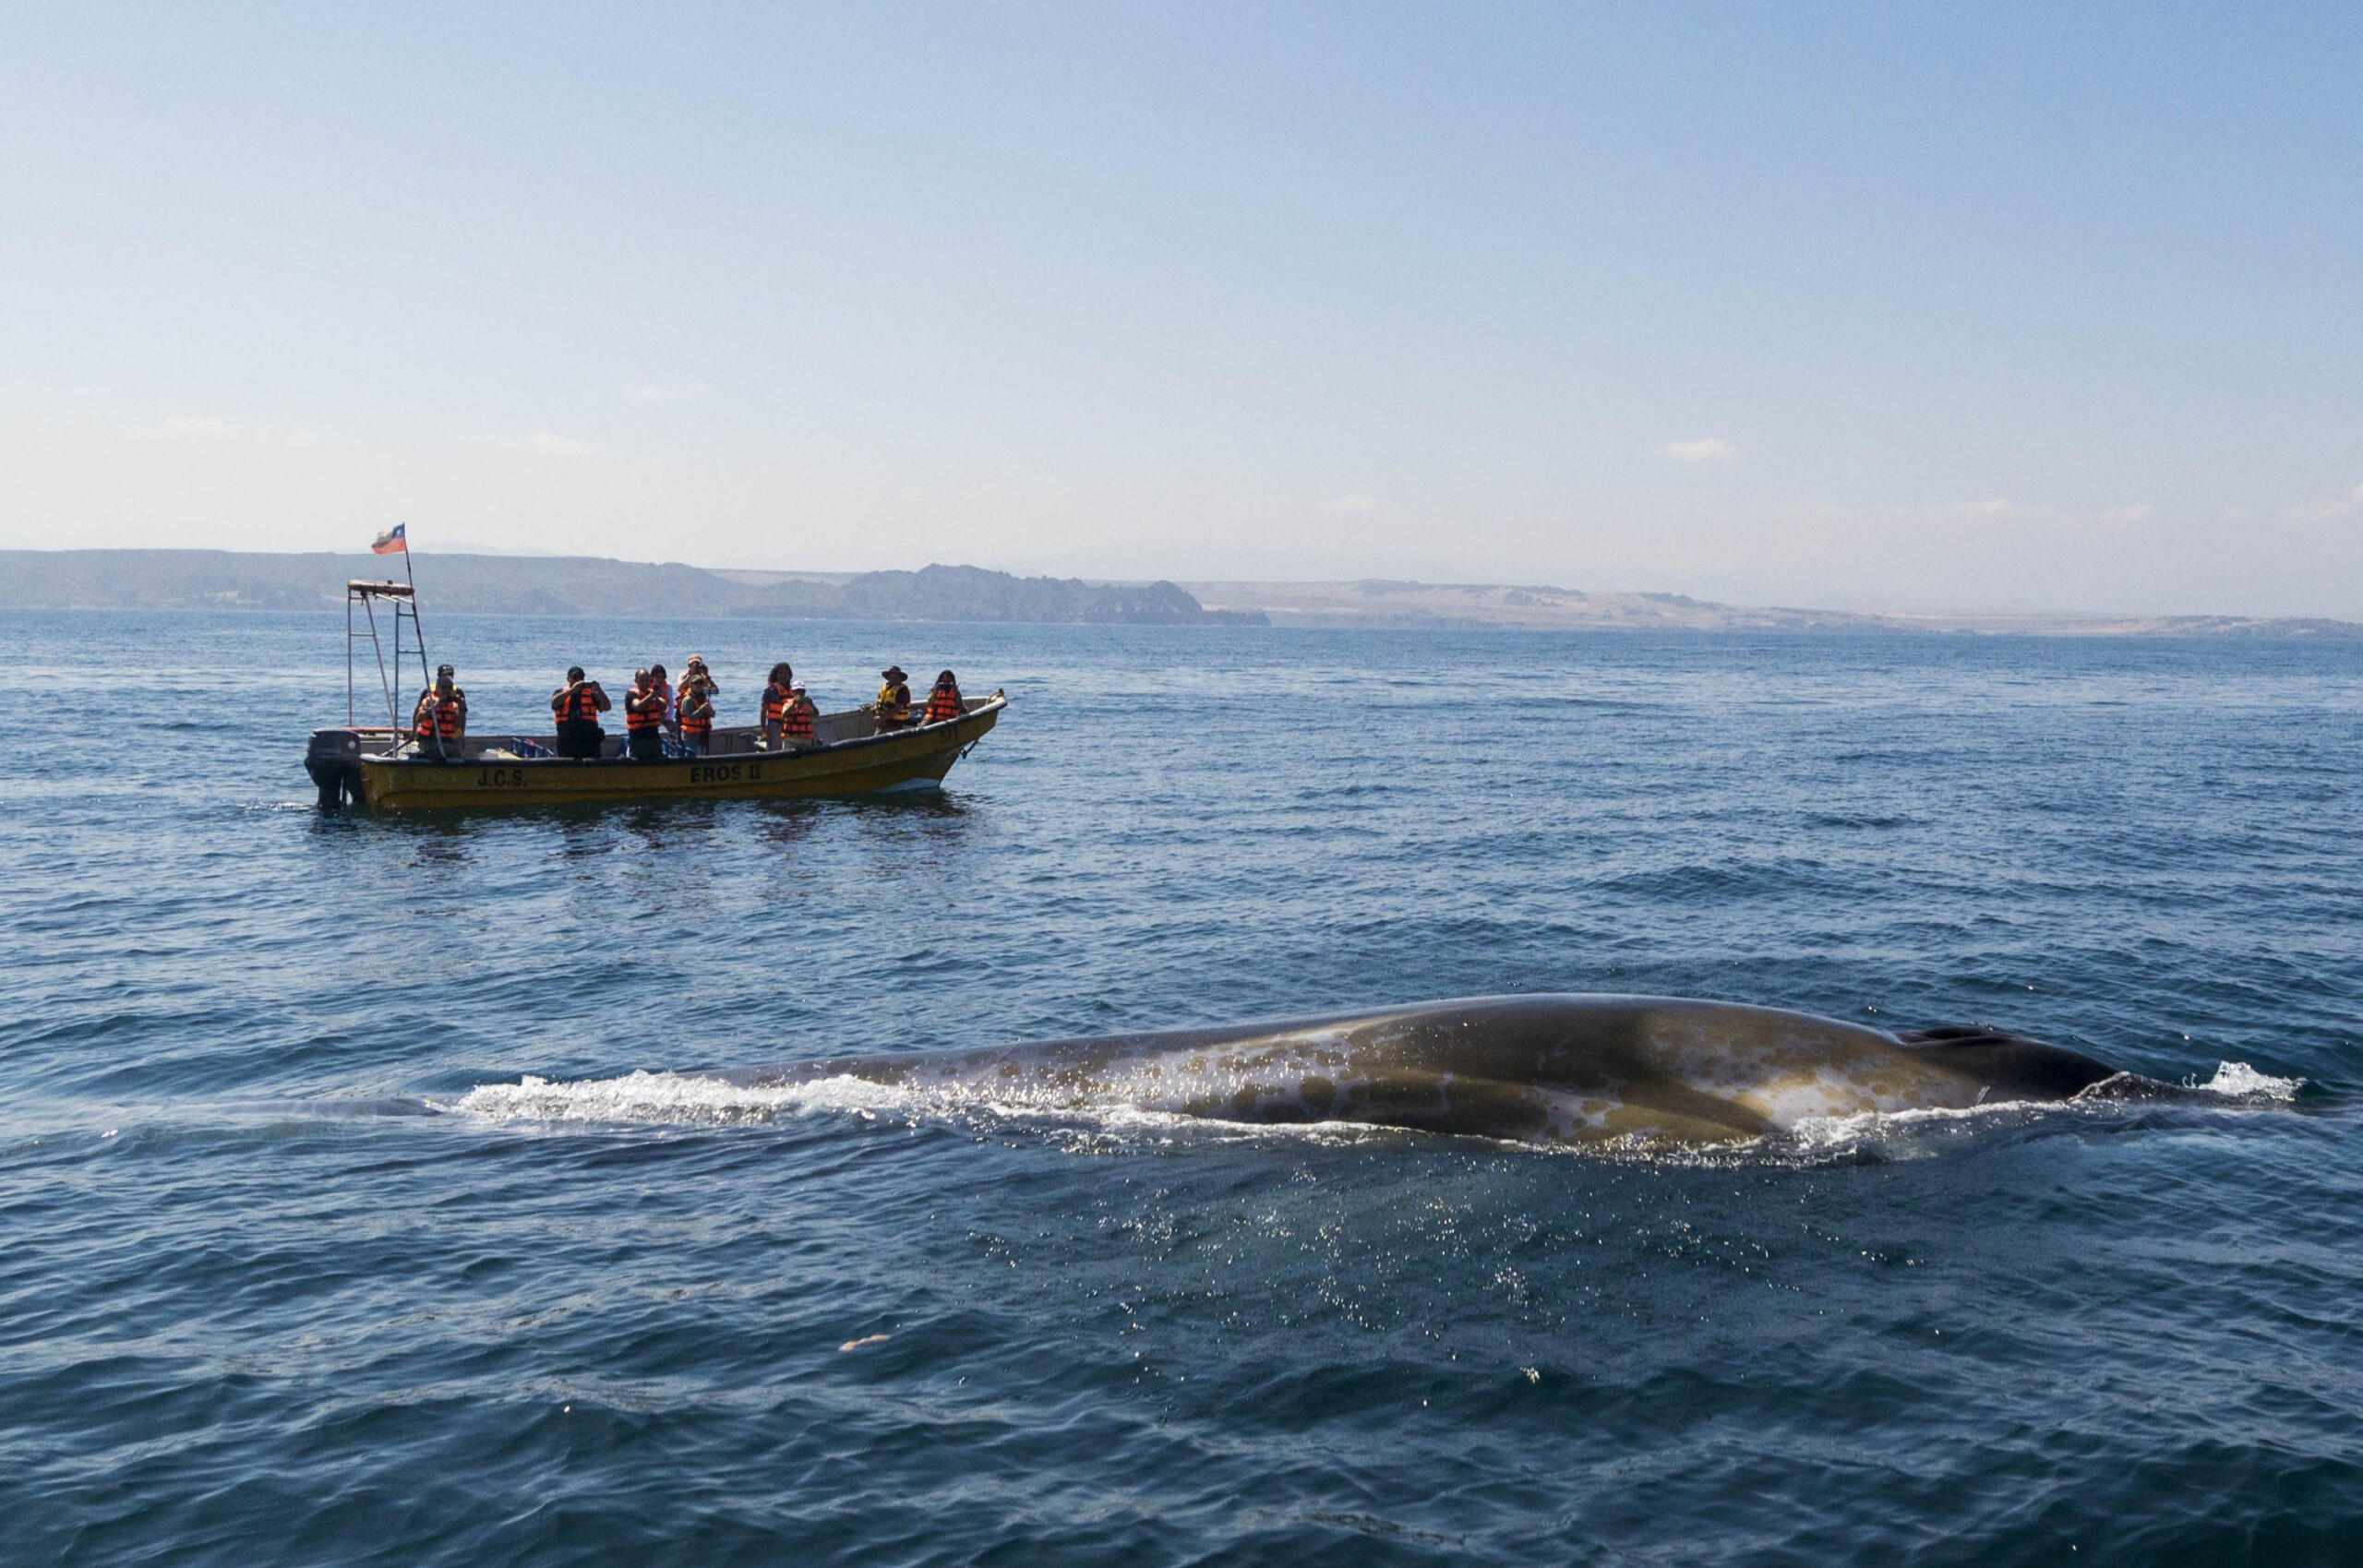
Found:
[4,611,2361,1564]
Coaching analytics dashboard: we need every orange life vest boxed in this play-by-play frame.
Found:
[762,681,794,725]
[625,688,664,734]
[678,689,714,739]
[551,683,602,724]
[923,685,963,724]
[782,696,816,740]
[414,688,463,742]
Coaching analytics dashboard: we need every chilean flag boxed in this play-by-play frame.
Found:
[371,524,407,556]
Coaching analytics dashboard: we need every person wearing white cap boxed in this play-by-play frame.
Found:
[779,680,820,751]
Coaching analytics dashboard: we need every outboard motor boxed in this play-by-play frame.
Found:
[305,728,364,808]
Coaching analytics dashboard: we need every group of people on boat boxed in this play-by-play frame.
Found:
[873,664,969,732]
[546,656,730,761]
[410,657,966,762]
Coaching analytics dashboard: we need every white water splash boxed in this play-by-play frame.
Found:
[440,1055,2306,1147]
[1784,1099,2022,1156]
[1784,1059,2308,1157]
[441,1068,1425,1149]
[444,1070,910,1127]
[2190,1061,2303,1100]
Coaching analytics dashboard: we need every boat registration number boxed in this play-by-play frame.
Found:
[471,762,767,787]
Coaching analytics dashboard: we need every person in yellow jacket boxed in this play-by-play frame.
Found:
[870,665,913,733]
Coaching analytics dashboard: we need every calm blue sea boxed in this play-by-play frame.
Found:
[4,610,2359,1566]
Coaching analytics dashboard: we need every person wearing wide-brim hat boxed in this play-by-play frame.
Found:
[871,665,914,733]
[677,654,719,724]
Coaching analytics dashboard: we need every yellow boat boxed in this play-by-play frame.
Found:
[306,694,1006,809]
[305,575,1005,809]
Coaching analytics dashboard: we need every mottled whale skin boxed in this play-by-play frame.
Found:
[739,994,2142,1146]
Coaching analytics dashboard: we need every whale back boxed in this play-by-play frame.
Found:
[759,994,2126,1146]
[1894,1025,2124,1099]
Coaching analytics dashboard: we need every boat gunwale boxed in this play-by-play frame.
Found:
[323,694,1003,810]
[356,692,1007,772]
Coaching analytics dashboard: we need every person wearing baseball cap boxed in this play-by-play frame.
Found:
[411,663,467,760]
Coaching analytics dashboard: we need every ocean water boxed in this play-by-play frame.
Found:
[3,610,2358,1566]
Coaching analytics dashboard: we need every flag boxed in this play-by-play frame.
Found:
[371,524,407,556]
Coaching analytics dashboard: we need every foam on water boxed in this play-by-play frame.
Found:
[1782,1058,2308,1162]
[436,1054,2312,1160]
[1787,1100,2010,1152]
[2193,1059,2305,1099]
[444,1070,912,1126]
[442,1067,1405,1147]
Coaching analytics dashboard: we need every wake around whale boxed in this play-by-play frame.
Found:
[690,993,2189,1147]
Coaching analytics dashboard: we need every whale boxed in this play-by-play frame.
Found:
[723,994,2168,1147]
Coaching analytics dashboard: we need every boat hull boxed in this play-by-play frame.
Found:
[337,698,1002,810]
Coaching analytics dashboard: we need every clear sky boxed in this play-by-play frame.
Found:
[4,3,2358,614]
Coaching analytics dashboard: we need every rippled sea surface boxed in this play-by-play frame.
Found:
[5,610,2360,1566]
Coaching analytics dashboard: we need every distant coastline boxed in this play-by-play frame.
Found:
[1,548,2356,637]
[0,551,1261,628]
[1175,579,2363,639]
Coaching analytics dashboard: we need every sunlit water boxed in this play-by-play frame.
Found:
[4,610,2359,1565]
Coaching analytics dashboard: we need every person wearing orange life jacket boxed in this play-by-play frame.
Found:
[870,665,913,733]
[921,669,964,725]
[778,680,819,751]
[648,663,677,736]
[678,655,719,719]
[759,662,797,748]
[623,668,667,761]
[549,665,611,760]
[677,681,715,757]
[411,664,467,760]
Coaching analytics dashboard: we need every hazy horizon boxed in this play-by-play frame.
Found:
[4,6,2358,617]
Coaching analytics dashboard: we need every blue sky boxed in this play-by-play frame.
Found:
[3,3,2358,613]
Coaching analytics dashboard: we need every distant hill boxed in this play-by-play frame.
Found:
[0,551,1265,627]
[3,550,2354,637]
[728,563,1259,625]
[1179,579,2363,639]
